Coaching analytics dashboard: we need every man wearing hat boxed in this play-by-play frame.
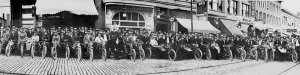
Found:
[63,30,74,51]
[2,28,11,50]
[31,32,40,50]
[83,29,94,51]
[18,28,27,50]
[52,31,61,48]
[0,27,4,38]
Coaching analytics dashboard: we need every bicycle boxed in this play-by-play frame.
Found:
[51,42,59,60]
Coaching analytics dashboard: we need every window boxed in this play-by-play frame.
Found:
[217,0,223,11]
[258,1,260,7]
[228,0,234,14]
[233,0,237,15]
[266,2,269,10]
[112,12,145,27]
[246,5,249,17]
[242,4,244,16]
[263,1,266,8]
[227,0,230,14]
[242,4,249,17]
[255,10,258,19]
[243,4,246,16]
[213,0,218,10]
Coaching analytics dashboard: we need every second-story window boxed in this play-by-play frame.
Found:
[233,0,237,15]
[245,4,248,17]
[218,0,223,11]
[227,0,231,14]
[213,0,218,10]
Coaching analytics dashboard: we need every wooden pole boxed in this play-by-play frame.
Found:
[191,0,193,33]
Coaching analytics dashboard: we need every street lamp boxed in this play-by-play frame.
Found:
[123,5,127,17]
[157,15,161,18]
[122,13,127,17]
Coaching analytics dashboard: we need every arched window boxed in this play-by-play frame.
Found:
[112,12,145,28]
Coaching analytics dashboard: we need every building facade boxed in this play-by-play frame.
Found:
[281,9,300,33]
[95,0,253,34]
[97,0,201,31]
[252,1,282,26]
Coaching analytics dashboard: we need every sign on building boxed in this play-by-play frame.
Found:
[196,0,207,15]
[287,29,297,32]
[249,1,256,18]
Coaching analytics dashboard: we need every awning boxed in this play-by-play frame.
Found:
[176,18,220,33]
[103,0,196,12]
[35,0,98,15]
[220,19,247,36]
[281,31,292,36]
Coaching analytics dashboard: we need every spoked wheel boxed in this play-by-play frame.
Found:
[100,47,107,61]
[65,46,70,60]
[264,49,268,62]
[228,49,233,61]
[5,45,11,57]
[270,50,275,61]
[31,45,35,58]
[42,46,47,59]
[240,49,247,61]
[291,51,298,63]
[194,49,203,60]
[77,47,82,61]
[130,49,137,61]
[0,43,2,55]
[51,47,58,60]
[168,49,177,61]
[89,47,94,61]
[254,50,258,61]
[21,45,24,58]
[206,49,212,60]
[145,48,152,59]
[139,47,146,61]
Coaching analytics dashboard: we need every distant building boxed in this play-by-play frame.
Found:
[252,1,282,26]
[281,9,300,34]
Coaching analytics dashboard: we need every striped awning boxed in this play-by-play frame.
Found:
[176,18,220,33]
[35,0,98,15]
[220,19,247,36]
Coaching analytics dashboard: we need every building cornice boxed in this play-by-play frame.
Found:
[282,8,300,20]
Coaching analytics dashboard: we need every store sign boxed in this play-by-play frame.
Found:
[227,16,254,25]
[241,18,254,25]
[287,29,297,32]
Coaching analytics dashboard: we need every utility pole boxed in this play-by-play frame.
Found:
[191,0,193,33]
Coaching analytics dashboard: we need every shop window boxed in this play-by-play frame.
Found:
[120,22,137,26]
[112,13,119,20]
[112,12,145,28]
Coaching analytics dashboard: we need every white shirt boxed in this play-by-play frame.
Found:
[32,35,39,42]
[95,36,103,44]
[103,34,108,42]
[150,39,158,46]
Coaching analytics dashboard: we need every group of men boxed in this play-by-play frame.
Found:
[0,26,298,60]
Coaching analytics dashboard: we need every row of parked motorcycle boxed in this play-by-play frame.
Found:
[0,38,298,63]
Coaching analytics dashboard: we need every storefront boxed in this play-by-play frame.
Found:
[102,0,197,32]
[104,2,154,31]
